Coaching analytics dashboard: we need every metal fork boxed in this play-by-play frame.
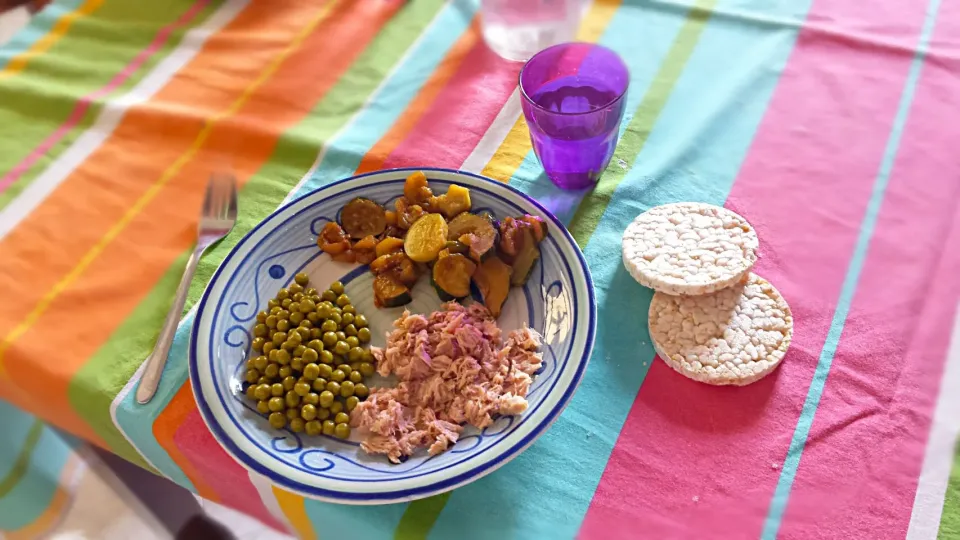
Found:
[136,173,238,404]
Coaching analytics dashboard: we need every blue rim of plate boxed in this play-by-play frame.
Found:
[189,167,597,502]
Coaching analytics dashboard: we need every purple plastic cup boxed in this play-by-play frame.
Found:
[519,42,629,190]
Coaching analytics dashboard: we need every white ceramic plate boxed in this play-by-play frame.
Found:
[189,168,596,503]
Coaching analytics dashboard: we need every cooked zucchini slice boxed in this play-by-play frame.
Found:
[472,255,512,317]
[447,212,498,263]
[432,253,477,300]
[340,198,387,239]
[373,275,412,308]
[404,213,448,263]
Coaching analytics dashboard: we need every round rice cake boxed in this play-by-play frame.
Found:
[622,202,759,295]
[648,273,792,386]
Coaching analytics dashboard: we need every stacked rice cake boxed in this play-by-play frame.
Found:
[622,203,793,386]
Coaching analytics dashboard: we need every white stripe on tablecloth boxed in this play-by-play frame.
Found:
[248,471,296,536]
[907,301,960,539]
[106,0,249,473]
[0,0,249,241]
[460,88,523,174]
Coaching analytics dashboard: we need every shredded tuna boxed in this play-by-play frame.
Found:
[352,303,543,463]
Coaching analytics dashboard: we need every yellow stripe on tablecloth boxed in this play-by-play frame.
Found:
[272,485,317,540]
[0,0,104,82]
[0,0,339,380]
[480,0,622,183]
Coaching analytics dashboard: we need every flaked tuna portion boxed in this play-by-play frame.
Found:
[352,303,542,463]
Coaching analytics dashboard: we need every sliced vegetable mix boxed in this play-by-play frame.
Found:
[314,171,550,317]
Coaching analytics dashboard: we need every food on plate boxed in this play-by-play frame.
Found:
[315,171,550,317]
[243,276,376,439]
[351,303,543,463]
[621,202,758,295]
[648,272,792,386]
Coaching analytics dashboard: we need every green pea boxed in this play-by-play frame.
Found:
[278,365,292,379]
[345,396,359,411]
[303,392,320,406]
[316,407,331,421]
[294,381,311,397]
[296,328,311,341]
[359,362,375,377]
[349,371,363,384]
[286,408,300,421]
[304,287,318,296]
[292,292,304,301]
[322,332,338,348]
[318,364,333,379]
[282,376,297,391]
[269,412,286,429]
[253,324,268,337]
[334,423,351,439]
[335,331,347,342]
[342,304,356,315]
[245,370,259,384]
[289,302,300,314]
[257,311,268,324]
[358,327,372,343]
[271,383,284,397]
[281,298,292,309]
[321,289,337,302]
[348,347,364,362]
[354,383,368,398]
[334,412,350,425]
[254,385,271,401]
[277,288,290,300]
[299,299,316,313]
[298,319,313,329]
[333,341,350,356]
[320,320,337,333]
[276,319,290,332]
[301,349,319,365]
[312,378,327,392]
[362,350,375,363]
[267,299,280,310]
[289,311,304,325]
[336,294,350,307]
[301,404,318,421]
[278,310,291,321]
[290,418,305,433]
[310,328,324,340]
[290,358,304,371]
[257,400,270,414]
[285,391,300,408]
[326,381,341,395]
[340,380,355,398]
[245,384,258,400]
[264,364,279,378]
[350,361,361,372]
[305,419,321,436]
[275,349,291,365]
[329,401,344,415]
[267,397,284,412]
[341,313,355,326]
[295,273,310,286]
[331,369,347,383]
[329,281,344,295]
[320,350,334,364]
[262,342,276,356]
[251,337,265,352]
[329,313,343,326]
[345,336,360,349]
[319,391,335,408]
[307,312,320,324]
[253,356,269,372]
[293,345,307,358]
[344,324,358,337]
[322,420,336,435]
[316,305,331,319]
[288,283,303,294]
[303,363,320,381]
[336,364,352,375]
[271,331,287,346]
[354,314,368,328]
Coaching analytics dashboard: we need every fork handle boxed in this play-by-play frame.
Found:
[136,247,202,404]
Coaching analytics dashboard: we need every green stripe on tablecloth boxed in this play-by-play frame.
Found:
[568,0,716,248]
[0,0,218,208]
[394,492,451,540]
[71,0,447,473]
[941,447,960,539]
[0,420,43,498]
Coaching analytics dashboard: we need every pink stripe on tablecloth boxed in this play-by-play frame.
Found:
[777,6,960,537]
[579,1,932,538]
[0,0,210,194]
[173,409,288,532]
[381,39,521,170]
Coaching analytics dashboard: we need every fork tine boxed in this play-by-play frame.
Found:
[202,178,215,218]
[228,176,238,219]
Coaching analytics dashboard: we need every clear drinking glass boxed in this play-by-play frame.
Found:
[480,0,584,62]
[519,42,630,190]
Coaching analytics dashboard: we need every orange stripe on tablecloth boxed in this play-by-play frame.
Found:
[354,16,481,174]
[0,0,400,445]
[0,0,103,82]
[153,383,219,502]
[272,486,317,540]
[5,452,83,540]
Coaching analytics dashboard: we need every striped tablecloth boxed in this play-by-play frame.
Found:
[1,0,959,538]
